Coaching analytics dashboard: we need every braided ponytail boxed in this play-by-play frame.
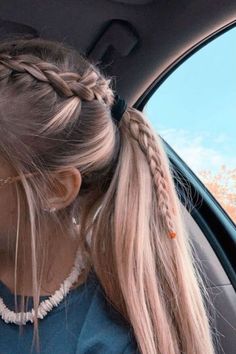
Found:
[92,104,216,353]
[124,107,177,239]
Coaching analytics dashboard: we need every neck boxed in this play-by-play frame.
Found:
[0,221,81,297]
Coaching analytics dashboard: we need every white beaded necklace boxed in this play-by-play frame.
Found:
[0,248,86,325]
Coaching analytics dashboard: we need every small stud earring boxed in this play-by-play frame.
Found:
[72,214,80,226]
[43,207,56,213]
[49,207,56,213]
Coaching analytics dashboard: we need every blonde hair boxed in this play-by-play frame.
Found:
[0,36,217,354]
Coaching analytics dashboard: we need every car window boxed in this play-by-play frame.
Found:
[144,26,236,224]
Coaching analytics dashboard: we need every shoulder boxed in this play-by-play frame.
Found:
[75,272,140,354]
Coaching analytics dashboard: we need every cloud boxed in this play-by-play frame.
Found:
[160,128,236,174]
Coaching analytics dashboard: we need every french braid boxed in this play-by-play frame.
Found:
[124,108,177,239]
[0,53,176,239]
[0,53,114,105]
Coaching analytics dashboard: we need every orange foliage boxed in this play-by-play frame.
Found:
[199,165,236,224]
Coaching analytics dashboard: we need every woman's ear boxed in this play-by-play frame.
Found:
[45,167,82,211]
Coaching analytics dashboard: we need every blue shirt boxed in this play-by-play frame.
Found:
[0,270,139,353]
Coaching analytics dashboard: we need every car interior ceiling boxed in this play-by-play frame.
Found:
[0,0,235,104]
[0,1,236,353]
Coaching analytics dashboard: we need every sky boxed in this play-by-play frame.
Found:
[144,26,236,177]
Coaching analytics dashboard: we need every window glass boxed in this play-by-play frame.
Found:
[144,27,236,223]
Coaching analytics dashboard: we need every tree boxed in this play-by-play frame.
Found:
[199,165,236,223]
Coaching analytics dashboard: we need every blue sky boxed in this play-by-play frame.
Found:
[144,26,236,176]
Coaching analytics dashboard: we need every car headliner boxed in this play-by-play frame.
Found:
[0,0,235,106]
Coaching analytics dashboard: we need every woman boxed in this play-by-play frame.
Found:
[0,36,217,354]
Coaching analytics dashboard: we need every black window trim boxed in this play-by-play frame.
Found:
[166,140,236,290]
[134,20,236,290]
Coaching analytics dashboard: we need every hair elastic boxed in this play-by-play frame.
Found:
[111,94,127,124]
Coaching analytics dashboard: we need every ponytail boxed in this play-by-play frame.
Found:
[92,107,216,354]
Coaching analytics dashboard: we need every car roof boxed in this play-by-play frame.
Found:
[0,0,235,105]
